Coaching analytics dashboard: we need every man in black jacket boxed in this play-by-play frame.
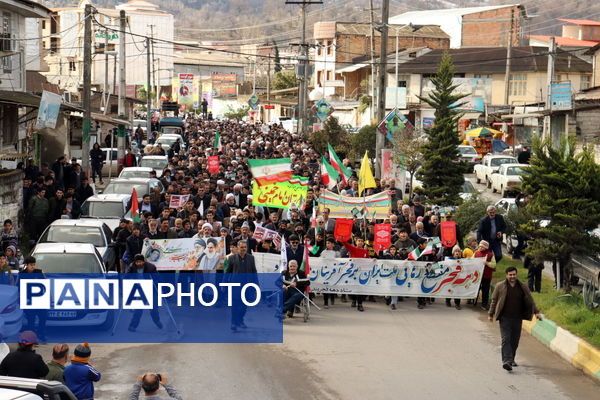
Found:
[0,331,49,378]
[477,205,507,263]
[281,260,310,318]
[126,254,162,332]
[226,240,257,331]
[90,143,104,184]
[126,224,146,260]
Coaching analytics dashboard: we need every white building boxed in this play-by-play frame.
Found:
[42,0,173,93]
[0,0,50,151]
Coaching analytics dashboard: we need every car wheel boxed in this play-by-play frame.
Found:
[492,185,497,193]
[486,178,491,188]
[476,176,481,184]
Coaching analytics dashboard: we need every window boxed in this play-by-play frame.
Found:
[474,74,492,79]
[1,105,18,147]
[397,74,410,88]
[317,70,323,86]
[508,74,527,96]
[581,75,591,90]
[327,40,333,56]
[1,12,12,72]
[42,20,46,30]
[316,41,322,56]
[69,61,76,72]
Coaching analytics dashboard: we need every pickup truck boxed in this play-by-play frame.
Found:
[474,154,517,188]
[490,163,528,197]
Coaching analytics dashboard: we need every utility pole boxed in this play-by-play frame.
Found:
[146,36,152,141]
[503,8,514,106]
[102,30,109,113]
[375,0,390,179]
[82,3,92,178]
[148,25,156,109]
[369,0,376,123]
[117,10,127,169]
[287,1,322,136]
[266,57,271,123]
[543,36,556,141]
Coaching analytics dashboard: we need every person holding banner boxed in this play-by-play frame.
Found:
[383,245,404,310]
[445,246,464,310]
[320,237,341,308]
[343,237,369,312]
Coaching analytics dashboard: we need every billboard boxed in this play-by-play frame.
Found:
[178,73,194,105]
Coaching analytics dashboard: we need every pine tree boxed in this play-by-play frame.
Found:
[519,136,600,291]
[416,52,468,205]
[273,41,282,73]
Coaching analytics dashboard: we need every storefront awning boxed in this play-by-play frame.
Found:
[91,113,131,126]
[0,90,83,112]
[501,113,544,119]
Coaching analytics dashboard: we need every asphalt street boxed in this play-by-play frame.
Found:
[33,298,597,400]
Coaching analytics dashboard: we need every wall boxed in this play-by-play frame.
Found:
[0,170,24,229]
[593,49,600,87]
[0,9,26,91]
[462,6,523,47]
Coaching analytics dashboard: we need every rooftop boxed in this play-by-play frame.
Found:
[336,22,449,38]
[390,46,592,74]
[557,18,600,26]
[529,35,600,47]
[390,4,523,20]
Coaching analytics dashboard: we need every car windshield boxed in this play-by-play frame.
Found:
[506,166,525,175]
[82,201,125,218]
[39,226,106,247]
[120,170,150,179]
[33,253,103,273]
[491,158,515,166]
[462,180,476,193]
[459,147,477,155]
[157,137,177,145]
[140,158,167,169]
[103,182,147,196]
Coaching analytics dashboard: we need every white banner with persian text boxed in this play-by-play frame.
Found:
[307,257,485,298]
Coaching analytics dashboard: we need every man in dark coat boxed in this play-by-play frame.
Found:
[0,331,49,378]
[126,224,146,259]
[126,254,162,332]
[227,240,257,331]
[75,177,94,204]
[477,205,507,263]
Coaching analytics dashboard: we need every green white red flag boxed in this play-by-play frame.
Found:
[213,131,222,151]
[248,158,293,186]
[320,156,340,190]
[130,188,140,222]
[327,143,352,184]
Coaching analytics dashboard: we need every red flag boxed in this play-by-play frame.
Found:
[208,155,220,174]
[440,221,457,248]
[373,224,392,252]
[334,218,354,242]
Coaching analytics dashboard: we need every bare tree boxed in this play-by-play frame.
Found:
[393,128,425,200]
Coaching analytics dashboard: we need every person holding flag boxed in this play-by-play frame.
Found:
[213,131,222,152]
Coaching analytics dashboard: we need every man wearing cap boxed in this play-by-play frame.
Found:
[46,344,69,383]
[0,331,48,378]
[232,183,247,209]
[475,240,495,310]
[477,205,507,263]
[64,343,101,400]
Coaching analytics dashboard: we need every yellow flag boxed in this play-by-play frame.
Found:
[358,151,376,196]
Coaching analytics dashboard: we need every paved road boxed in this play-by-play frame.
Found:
[465,172,502,203]
[46,299,597,400]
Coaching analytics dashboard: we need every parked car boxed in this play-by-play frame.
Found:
[490,163,528,197]
[37,219,117,270]
[0,284,23,339]
[459,179,479,201]
[119,167,155,179]
[102,178,164,202]
[80,194,131,231]
[29,243,113,328]
[0,376,77,400]
[457,145,481,171]
[474,154,518,188]
[133,119,147,136]
[154,134,185,153]
[139,155,168,177]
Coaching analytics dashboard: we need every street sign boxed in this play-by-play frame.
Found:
[378,108,410,140]
[311,98,334,122]
[550,82,572,111]
[95,32,119,40]
[248,94,260,110]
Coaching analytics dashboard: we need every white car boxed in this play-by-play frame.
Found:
[0,284,23,339]
[154,134,185,153]
[139,155,168,177]
[474,154,518,188]
[77,147,119,177]
[0,377,77,399]
[37,219,118,270]
[490,163,528,197]
[457,145,481,172]
[81,193,131,231]
[29,243,112,328]
[103,178,164,202]
[119,167,155,179]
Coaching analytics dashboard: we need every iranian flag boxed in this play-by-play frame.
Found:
[320,156,340,190]
[130,188,140,222]
[248,158,293,186]
[213,131,222,151]
[327,143,352,184]
[407,243,434,261]
[300,239,311,292]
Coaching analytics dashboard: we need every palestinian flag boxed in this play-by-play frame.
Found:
[213,131,222,152]
[407,243,434,261]
[306,243,320,256]
[248,158,293,186]
[130,188,140,223]
[300,239,311,292]
[328,143,352,184]
[320,156,340,190]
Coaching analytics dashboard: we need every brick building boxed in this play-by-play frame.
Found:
[390,4,528,48]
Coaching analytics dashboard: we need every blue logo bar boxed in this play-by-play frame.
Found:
[2,273,283,343]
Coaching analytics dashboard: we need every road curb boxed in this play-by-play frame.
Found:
[526,315,600,383]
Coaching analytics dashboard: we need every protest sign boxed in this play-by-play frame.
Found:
[252,176,308,209]
[208,155,220,174]
[373,224,391,252]
[333,219,353,242]
[169,194,190,209]
[308,257,485,298]
[141,237,225,271]
[318,190,391,219]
